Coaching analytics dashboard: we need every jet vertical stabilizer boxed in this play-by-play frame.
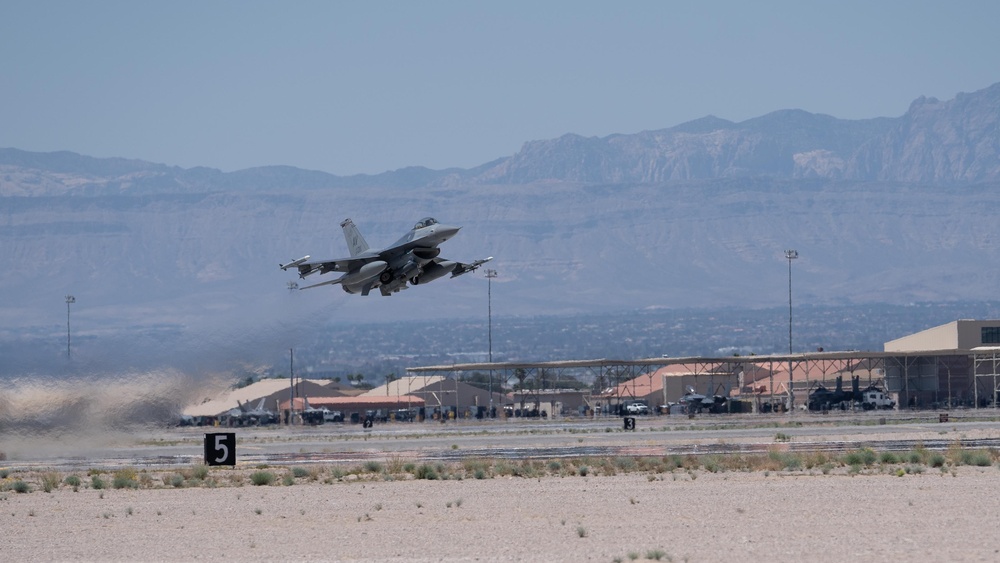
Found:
[340,218,370,257]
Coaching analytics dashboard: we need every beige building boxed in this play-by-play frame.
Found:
[883,319,1000,408]
[885,319,1000,352]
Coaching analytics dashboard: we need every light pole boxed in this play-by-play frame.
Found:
[65,295,75,359]
[485,268,497,416]
[785,250,798,411]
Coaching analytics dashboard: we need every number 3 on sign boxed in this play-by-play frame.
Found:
[205,433,236,466]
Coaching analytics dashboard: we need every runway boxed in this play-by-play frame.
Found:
[4,410,1000,471]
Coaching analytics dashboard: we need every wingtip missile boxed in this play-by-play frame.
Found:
[450,256,494,278]
[280,255,310,270]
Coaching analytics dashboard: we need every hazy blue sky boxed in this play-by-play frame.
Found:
[2,1,998,175]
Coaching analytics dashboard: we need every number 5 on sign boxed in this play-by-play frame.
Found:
[204,433,236,466]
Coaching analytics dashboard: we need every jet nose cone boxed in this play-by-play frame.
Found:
[437,225,460,240]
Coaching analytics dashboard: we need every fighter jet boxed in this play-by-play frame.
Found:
[677,385,728,414]
[231,398,278,426]
[280,217,492,296]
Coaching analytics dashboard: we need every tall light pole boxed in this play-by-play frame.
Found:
[785,250,798,411]
[485,268,498,416]
[65,295,75,359]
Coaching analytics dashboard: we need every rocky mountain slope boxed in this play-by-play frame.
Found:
[474,82,1000,185]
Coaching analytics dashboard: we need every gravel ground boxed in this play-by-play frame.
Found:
[3,468,1000,562]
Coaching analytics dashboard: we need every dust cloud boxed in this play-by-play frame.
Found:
[0,291,344,459]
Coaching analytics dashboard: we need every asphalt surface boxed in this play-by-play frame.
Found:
[4,410,1000,471]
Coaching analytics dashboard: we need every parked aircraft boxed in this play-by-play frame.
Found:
[678,385,728,414]
[807,376,859,411]
[231,398,278,426]
[281,217,492,296]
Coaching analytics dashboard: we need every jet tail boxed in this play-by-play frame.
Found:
[340,218,370,257]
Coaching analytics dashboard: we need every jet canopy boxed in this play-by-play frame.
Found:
[413,217,438,229]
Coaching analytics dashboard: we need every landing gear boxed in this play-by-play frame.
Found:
[379,270,393,284]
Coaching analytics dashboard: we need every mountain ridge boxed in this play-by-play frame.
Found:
[3,81,999,195]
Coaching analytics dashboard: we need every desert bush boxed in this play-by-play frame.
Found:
[250,471,276,486]
[41,472,61,493]
[492,461,514,476]
[844,450,866,466]
[291,467,309,478]
[970,451,993,467]
[615,457,637,472]
[879,452,900,464]
[702,456,721,473]
[191,465,209,480]
[768,451,802,470]
[112,468,139,489]
[414,464,439,480]
[363,461,383,474]
[91,475,106,490]
[64,475,81,488]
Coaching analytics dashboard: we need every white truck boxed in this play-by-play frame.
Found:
[625,401,650,415]
[861,389,895,410]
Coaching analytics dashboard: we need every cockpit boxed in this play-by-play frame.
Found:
[413,217,438,229]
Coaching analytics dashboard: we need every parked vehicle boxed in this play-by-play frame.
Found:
[861,388,895,410]
[624,401,650,415]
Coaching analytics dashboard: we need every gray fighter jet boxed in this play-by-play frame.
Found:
[280,217,492,296]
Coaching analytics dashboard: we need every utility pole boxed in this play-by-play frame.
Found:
[289,348,295,425]
[785,250,798,411]
[65,295,75,359]
[485,268,497,416]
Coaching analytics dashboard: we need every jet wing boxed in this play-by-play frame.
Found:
[449,256,493,278]
[281,255,374,279]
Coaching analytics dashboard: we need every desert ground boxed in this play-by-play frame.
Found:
[2,468,1000,562]
[3,415,1000,561]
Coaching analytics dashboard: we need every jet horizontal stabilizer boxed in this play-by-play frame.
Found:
[300,277,345,290]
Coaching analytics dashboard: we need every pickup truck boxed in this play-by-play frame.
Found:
[625,402,649,415]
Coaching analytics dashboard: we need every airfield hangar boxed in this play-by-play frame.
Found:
[882,319,1000,408]
[183,319,1000,422]
[409,319,1000,414]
